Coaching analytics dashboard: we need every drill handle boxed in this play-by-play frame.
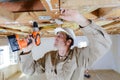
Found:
[27,38,32,46]
[34,33,41,46]
[31,32,41,46]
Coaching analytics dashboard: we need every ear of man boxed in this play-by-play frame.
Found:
[66,39,72,47]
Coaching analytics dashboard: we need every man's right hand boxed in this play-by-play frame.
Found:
[22,37,35,54]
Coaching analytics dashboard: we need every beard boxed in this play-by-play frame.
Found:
[54,41,58,48]
[54,38,66,48]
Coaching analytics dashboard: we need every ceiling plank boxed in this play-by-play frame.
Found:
[107,29,120,34]
[101,7,120,20]
[61,0,120,8]
[95,20,114,26]
[79,6,99,14]
[103,21,120,30]
[0,6,14,20]
[61,0,120,14]
[15,11,50,23]
[84,13,98,20]
[40,0,60,18]
[0,0,120,36]
[0,0,45,12]
[0,16,13,24]
[0,27,29,36]
[0,24,32,32]
[96,7,120,22]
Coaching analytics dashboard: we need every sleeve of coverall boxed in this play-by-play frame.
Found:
[78,20,112,67]
[19,52,46,75]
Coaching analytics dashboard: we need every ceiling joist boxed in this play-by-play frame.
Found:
[0,26,29,35]
[103,21,120,29]
[0,0,45,12]
[40,0,60,18]
[0,6,14,20]
[0,0,120,37]
[98,7,120,20]
[61,0,120,8]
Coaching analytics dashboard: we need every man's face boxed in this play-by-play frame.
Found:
[54,32,67,48]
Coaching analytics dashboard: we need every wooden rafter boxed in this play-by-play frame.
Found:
[84,13,98,20]
[0,6,14,20]
[0,27,29,36]
[0,0,45,12]
[61,0,120,14]
[0,0,46,21]
[0,0,120,37]
[40,0,60,18]
[0,24,32,32]
[15,11,50,23]
[98,7,120,20]
[103,21,120,29]
[95,20,114,26]
[61,0,120,8]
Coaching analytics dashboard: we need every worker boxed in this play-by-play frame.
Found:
[19,9,112,80]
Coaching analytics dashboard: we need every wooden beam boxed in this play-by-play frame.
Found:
[40,0,60,18]
[61,0,120,8]
[103,21,120,28]
[95,20,114,26]
[0,6,14,20]
[62,22,79,30]
[0,0,46,20]
[96,7,120,21]
[84,13,98,20]
[107,29,120,34]
[79,6,99,14]
[102,7,120,19]
[0,0,45,12]
[0,16,13,24]
[15,11,50,23]
[61,0,120,14]
[0,27,29,35]
[0,24,32,33]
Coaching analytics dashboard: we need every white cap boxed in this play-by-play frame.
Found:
[54,27,76,40]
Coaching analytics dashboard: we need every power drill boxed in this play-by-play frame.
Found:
[7,22,41,52]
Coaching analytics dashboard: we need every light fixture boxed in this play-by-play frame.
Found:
[39,16,52,20]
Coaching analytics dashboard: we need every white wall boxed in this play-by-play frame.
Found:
[0,37,8,46]
[111,35,120,73]
[0,37,19,79]
[91,51,115,70]
[32,37,56,60]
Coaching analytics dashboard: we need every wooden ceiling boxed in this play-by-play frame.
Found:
[0,0,120,37]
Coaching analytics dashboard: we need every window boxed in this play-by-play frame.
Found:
[0,49,4,65]
[0,46,18,69]
[9,48,18,64]
[0,46,10,69]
